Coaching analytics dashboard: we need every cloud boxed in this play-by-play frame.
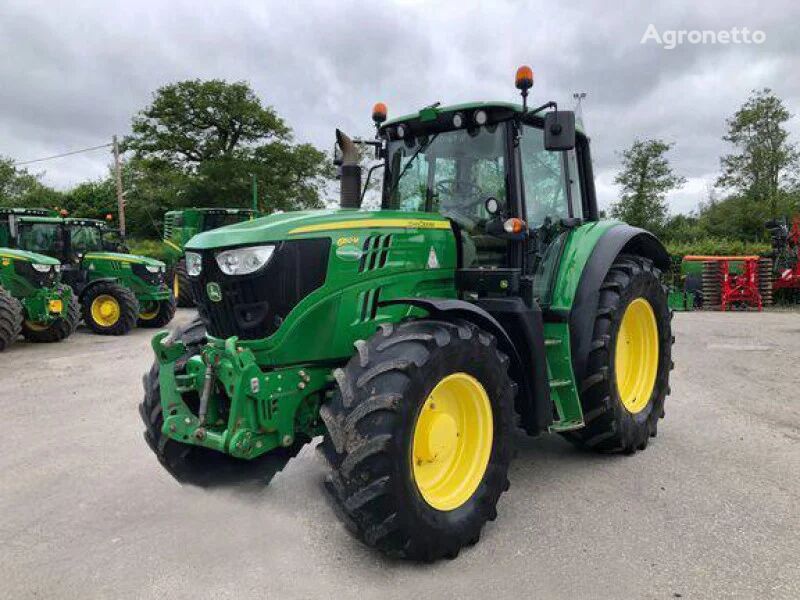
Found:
[1,0,798,214]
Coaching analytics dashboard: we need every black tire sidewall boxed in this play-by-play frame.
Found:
[608,267,671,438]
[391,337,511,537]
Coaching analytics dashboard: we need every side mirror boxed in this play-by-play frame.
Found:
[544,110,576,151]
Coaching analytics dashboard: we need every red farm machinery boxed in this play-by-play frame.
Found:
[766,215,800,303]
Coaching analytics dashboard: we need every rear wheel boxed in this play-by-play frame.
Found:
[173,259,194,307]
[0,287,23,351]
[320,319,514,561]
[22,285,80,343]
[137,294,177,328]
[564,254,672,454]
[81,281,139,335]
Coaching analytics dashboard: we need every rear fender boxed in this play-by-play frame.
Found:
[569,225,669,386]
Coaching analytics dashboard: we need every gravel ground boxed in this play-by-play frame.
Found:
[1,309,798,599]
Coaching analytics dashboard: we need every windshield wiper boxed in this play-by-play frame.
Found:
[386,133,440,201]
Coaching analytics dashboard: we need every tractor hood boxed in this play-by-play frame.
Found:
[186,209,451,250]
[83,251,165,268]
[0,247,61,265]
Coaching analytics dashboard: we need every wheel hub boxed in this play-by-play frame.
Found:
[615,297,659,414]
[411,372,493,511]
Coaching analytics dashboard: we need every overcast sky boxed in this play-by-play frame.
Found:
[1,0,798,214]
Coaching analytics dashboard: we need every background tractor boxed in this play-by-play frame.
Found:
[2,212,175,335]
[140,67,674,561]
[0,246,79,351]
[162,208,258,307]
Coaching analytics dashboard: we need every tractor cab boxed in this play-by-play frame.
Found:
[375,99,594,307]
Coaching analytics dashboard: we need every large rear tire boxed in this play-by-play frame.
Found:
[139,318,304,486]
[0,287,23,352]
[21,285,80,343]
[563,254,672,454]
[173,259,194,308]
[81,281,139,335]
[320,319,514,561]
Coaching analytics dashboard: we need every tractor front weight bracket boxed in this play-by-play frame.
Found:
[153,333,329,460]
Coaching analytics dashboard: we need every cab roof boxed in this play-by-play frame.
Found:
[382,100,586,134]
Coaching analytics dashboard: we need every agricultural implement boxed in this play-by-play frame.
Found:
[1,211,174,334]
[162,208,258,307]
[766,215,800,302]
[140,67,674,561]
[0,246,79,351]
[689,255,771,311]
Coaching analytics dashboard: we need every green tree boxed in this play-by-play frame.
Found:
[124,80,289,166]
[610,139,685,233]
[717,88,799,220]
[122,79,332,219]
[0,157,58,207]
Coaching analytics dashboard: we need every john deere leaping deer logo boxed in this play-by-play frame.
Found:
[206,282,222,302]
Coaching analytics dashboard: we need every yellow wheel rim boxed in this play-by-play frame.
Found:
[173,273,180,299]
[90,295,121,327]
[139,302,159,321]
[412,373,493,511]
[615,298,659,414]
[25,321,50,331]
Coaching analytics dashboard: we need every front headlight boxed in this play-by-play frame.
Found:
[31,263,51,273]
[145,265,161,274]
[185,252,203,277]
[215,245,275,276]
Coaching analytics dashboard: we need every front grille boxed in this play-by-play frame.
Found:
[131,263,164,286]
[191,239,331,340]
[14,260,58,287]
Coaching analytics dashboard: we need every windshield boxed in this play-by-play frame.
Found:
[384,125,507,231]
[68,225,104,254]
[17,222,63,255]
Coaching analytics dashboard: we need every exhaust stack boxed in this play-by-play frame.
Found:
[336,129,362,209]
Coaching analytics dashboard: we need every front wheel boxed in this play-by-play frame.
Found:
[81,281,139,335]
[564,254,673,454]
[0,287,23,351]
[320,319,514,561]
[22,285,80,343]
[137,294,177,328]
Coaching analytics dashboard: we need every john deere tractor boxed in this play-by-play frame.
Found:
[162,208,258,307]
[0,246,79,350]
[2,212,175,334]
[140,67,673,561]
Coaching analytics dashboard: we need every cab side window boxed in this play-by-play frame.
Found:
[519,126,569,226]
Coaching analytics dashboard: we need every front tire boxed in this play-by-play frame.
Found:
[139,318,304,486]
[81,281,139,336]
[137,293,177,328]
[564,254,672,454]
[320,319,514,561]
[0,287,23,351]
[22,285,80,343]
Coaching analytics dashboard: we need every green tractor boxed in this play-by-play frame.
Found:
[140,68,674,561]
[162,208,258,307]
[0,246,79,350]
[2,212,175,334]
